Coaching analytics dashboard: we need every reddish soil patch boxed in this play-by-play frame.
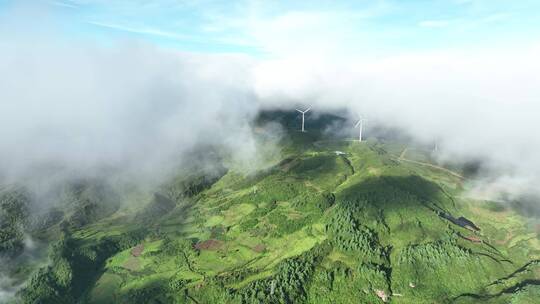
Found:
[131,244,144,257]
[252,244,266,253]
[464,236,482,243]
[194,239,223,251]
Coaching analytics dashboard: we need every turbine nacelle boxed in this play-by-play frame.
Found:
[296,107,311,114]
[354,118,366,128]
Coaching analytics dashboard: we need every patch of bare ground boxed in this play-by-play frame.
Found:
[131,244,144,257]
[194,239,224,251]
[252,244,266,253]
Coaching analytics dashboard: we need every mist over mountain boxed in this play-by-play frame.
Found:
[1,2,540,302]
[2,4,540,201]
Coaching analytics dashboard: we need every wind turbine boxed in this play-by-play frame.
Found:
[355,118,367,142]
[296,107,311,132]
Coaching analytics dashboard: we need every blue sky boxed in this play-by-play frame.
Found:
[2,0,540,56]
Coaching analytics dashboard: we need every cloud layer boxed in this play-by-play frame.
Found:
[260,46,540,199]
[0,28,261,185]
[1,2,540,201]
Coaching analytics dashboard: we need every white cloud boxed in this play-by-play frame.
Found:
[246,7,540,198]
[2,2,540,203]
[0,17,266,186]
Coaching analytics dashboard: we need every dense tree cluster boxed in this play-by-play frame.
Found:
[123,282,167,303]
[292,191,335,212]
[398,240,473,266]
[356,262,390,292]
[267,210,315,236]
[135,193,177,222]
[338,175,447,213]
[163,164,227,202]
[237,243,331,304]
[32,208,65,230]
[247,176,303,203]
[326,205,382,259]
[19,229,147,304]
[59,181,121,229]
[0,188,30,258]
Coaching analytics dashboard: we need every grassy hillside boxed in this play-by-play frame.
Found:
[4,113,540,303]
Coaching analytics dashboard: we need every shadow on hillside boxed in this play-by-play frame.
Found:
[289,155,341,176]
[454,278,540,302]
[239,153,344,187]
[510,194,540,219]
[476,192,540,220]
[337,175,450,211]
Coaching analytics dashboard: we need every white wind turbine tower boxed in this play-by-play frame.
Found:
[296,107,311,132]
[355,118,367,142]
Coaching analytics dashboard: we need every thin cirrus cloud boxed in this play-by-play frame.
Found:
[86,20,197,40]
[34,1,540,54]
[86,20,259,50]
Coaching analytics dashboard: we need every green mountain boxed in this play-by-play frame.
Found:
[2,112,540,304]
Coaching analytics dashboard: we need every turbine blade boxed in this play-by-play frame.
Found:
[296,109,303,113]
[305,107,311,112]
[355,120,361,127]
